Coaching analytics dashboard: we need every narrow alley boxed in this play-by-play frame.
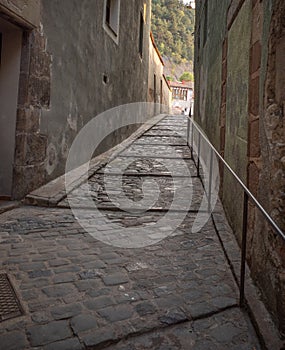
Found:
[0,115,261,349]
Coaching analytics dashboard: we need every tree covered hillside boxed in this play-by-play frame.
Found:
[151,0,195,65]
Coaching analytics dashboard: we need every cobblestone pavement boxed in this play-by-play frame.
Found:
[0,116,261,349]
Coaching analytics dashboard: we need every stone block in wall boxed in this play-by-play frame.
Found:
[16,107,40,133]
[30,30,47,52]
[30,51,51,78]
[220,104,226,123]
[248,161,260,197]
[218,156,225,198]
[276,271,285,337]
[17,72,30,106]
[264,104,283,143]
[250,41,261,74]
[248,118,260,157]
[220,125,225,151]
[251,0,263,44]
[12,163,46,200]
[29,76,50,107]
[20,32,31,74]
[246,202,257,264]
[222,60,227,82]
[221,83,227,104]
[14,133,47,166]
[275,36,285,104]
[222,38,228,61]
[249,76,259,115]
[271,165,285,227]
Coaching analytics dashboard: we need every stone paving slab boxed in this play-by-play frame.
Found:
[58,174,204,211]
[149,125,187,132]
[120,144,191,159]
[156,122,188,128]
[134,136,187,146]
[0,115,263,349]
[157,115,187,126]
[157,120,188,125]
[108,308,260,350]
[98,157,197,176]
[161,116,187,120]
[0,206,245,349]
[144,129,187,137]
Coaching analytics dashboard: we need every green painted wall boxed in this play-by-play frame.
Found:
[195,0,285,337]
[195,0,230,150]
[223,0,252,241]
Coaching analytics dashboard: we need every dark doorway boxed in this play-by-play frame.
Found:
[0,17,22,198]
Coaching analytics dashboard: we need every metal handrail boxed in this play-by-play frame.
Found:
[186,116,285,306]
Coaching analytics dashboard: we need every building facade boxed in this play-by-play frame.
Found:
[170,81,194,115]
[148,32,171,114]
[195,0,285,336]
[0,0,170,200]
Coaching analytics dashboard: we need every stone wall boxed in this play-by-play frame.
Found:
[0,0,50,198]
[253,0,285,335]
[194,0,285,336]
[13,28,51,198]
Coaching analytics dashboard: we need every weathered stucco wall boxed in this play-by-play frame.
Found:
[0,0,152,198]
[40,0,151,182]
[195,0,285,336]
[161,77,171,110]
[148,35,171,114]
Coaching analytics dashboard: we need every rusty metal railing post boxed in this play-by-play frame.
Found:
[197,133,201,177]
[190,120,194,160]
[239,192,249,307]
[186,117,190,147]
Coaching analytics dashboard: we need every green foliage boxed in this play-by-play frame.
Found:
[152,0,195,64]
[179,71,194,81]
[166,75,174,81]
